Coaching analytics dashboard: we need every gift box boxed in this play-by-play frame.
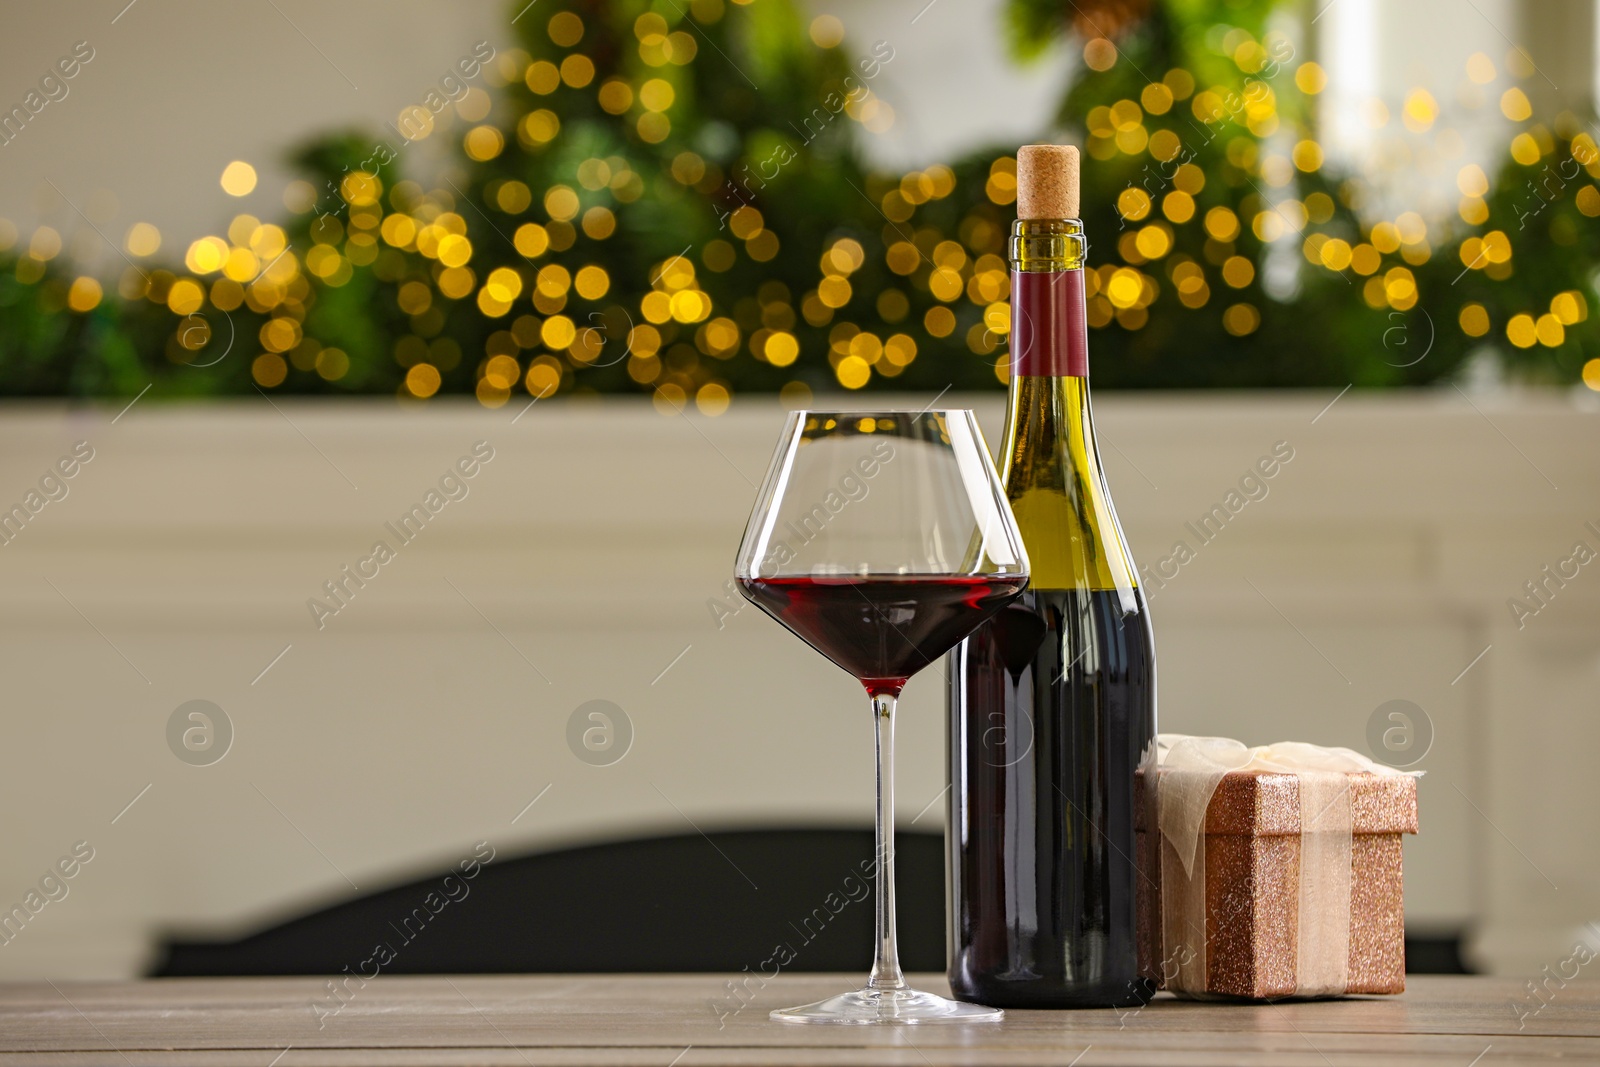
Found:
[1136,735,1419,999]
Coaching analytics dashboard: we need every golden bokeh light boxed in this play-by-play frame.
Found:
[520,109,561,144]
[1402,89,1437,132]
[545,185,580,221]
[652,382,687,414]
[765,331,799,366]
[514,222,550,258]
[1222,303,1260,336]
[167,279,204,315]
[340,172,380,207]
[67,277,102,313]
[1204,206,1239,242]
[1583,359,1600,392]
[465,125,506,161]
[406,363,442,398]
[820,274,855,307]
[486,267,524,302]
[253,353,288,387]
[1456,164,1489,198]
[316,347,350,381]
[439,266,476,299]
[29,226,62,261]
[809,14,844,48]
[185,236,228,275]
[696,381,731,416]
[639,78,675,113]
[526,358,562,397]
[260,317,302,352]
[526,60,560,94]
[220,161,257,197]
[1221,255,1254,287]
[561,54,595,88]
[1319,239,1353,272]
[492,183,531,217]
[582,206,616,239]
[1550,291,1586,325]
[1506,313,1537,348]
[1294,62,1326,94]
[484,354,521,389]
[598,79,633,114]
[437,234,473,268]
[125,222,160,257]
[1162,190,1195,223]
[1083,37,1117,72]
[542,314,577,349]
[878,242,918,277]
[1140,82,1173,115]
[1534,313,1565,347]
[835,354,870,389]
[1466,52,1496,84]
[1510,132,1540,165]
[1134,225,1171,259]
[1500,87,1532,122]
[1292,139,1323,171]
[548,11,584,46]
[1117,188,1151,221]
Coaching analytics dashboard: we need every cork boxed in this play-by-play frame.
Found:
[1016,144,1080,220]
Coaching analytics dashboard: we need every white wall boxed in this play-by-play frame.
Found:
[0,390,1595,978]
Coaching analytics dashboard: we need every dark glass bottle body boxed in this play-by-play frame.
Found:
[947,219,1158,1009]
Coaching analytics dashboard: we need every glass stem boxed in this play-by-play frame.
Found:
[867,690,907,992]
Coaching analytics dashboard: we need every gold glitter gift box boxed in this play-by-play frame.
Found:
[1136,736,1420,1000]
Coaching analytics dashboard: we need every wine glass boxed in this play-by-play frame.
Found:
[734,409,1029,1023]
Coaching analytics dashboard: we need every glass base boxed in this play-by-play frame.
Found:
[771,985,1004,1024]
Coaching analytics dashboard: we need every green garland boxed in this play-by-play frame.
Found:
[0,0,1591,400]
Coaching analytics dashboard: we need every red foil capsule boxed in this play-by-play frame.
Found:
[1010,269,1089,378]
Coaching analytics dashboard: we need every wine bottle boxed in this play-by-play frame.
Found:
[947,144,1157,1009]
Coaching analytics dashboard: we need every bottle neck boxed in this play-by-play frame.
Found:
[998,370,1098,502]
[1009,218,1089,380]
[1000,217,1140,596]
[1004,216,1095,492]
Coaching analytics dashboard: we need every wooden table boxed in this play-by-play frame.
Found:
[0,974,1593,1065]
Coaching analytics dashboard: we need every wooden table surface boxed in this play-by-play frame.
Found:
[0,974,1593,1066]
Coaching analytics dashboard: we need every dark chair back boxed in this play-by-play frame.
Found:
[153,829,946,975]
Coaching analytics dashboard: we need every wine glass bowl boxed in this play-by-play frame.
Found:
[734,410,1028,1023]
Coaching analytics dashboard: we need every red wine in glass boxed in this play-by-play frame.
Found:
[738,574,1029,697]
